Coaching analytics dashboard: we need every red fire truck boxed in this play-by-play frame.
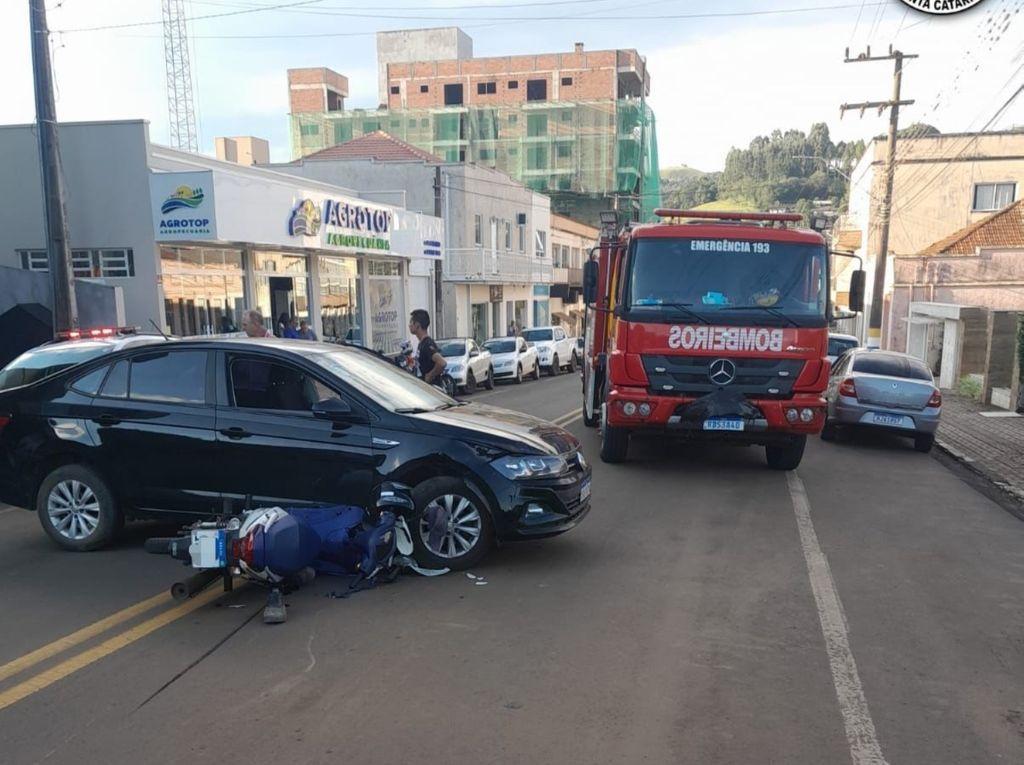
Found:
[581,209,864,469]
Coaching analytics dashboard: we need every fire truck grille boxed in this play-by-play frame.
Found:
[641,355,806,399]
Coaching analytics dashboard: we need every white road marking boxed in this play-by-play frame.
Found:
[786,471,888,765]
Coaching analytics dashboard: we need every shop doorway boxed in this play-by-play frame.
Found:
[471,303,488,345]
[491,301,502,340]
[269,277,296,335]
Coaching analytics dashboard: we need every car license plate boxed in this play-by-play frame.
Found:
[580,478,591,503]
[872,413,906,427]
[703,417,744,432]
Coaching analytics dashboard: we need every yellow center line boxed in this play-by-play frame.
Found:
[0,591,172,684]
[0,584,229,712]
[552,409,582,427]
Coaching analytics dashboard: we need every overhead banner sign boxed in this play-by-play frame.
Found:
[150,171,217,241]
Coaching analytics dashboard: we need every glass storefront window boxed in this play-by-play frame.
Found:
[319,256,363,345]
[367,259,404,355]
[253,251,311,336]
[161,247,245,336]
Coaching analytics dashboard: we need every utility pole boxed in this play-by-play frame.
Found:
[29,0,78,335]
[433,165,445,337]
[841,45,916,349]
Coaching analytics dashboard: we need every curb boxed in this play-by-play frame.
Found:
[934,437,1024,522]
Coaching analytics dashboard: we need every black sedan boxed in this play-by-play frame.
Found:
[0,338,591,569]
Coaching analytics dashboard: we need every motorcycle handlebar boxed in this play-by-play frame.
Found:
[144,536,191,561]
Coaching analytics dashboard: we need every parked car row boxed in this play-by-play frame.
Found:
[0,335,591,567]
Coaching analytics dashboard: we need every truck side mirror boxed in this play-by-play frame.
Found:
[848,270,866,314]
[582,260,599,306]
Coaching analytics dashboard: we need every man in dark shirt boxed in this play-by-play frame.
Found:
[409,309,446,385]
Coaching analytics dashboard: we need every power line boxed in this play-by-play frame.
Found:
[57,2,887,34]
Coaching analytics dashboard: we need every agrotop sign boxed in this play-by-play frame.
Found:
[151,169,442,260]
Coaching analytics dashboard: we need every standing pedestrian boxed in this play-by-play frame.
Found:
[297,319,317,341]
[408,309,446,385]
[241,309,273,338]
[283,316,300,339]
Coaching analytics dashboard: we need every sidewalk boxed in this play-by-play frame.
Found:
[936,394,1024,504]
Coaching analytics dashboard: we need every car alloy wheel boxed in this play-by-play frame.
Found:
[47,480,101,541]
[419,493,483,559]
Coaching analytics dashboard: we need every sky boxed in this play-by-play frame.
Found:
[2,0,1022,171]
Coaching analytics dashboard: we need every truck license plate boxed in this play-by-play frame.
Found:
[580,479,591,503]
[703,418,744,432]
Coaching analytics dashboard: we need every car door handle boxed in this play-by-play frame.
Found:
[219,427,252,439]
[92,414,121,426]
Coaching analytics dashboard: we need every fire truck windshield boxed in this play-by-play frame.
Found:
[626,237,827,327]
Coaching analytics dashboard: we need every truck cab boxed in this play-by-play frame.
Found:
[582,209,864,470]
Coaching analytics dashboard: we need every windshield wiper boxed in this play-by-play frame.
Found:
[630,302,710,325]
[394,407,432,414]
[717,305,801,328]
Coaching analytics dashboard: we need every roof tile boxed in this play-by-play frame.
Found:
[300,131,440,163]
[919,199,1024,255]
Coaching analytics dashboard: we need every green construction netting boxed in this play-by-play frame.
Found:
[292,99,661,223]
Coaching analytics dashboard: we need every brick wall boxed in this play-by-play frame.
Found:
[385,49,631,109]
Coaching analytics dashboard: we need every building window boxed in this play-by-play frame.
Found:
[444,83,464,106]
[557,143,572,158]
[518,223,526,252]
[526,79,547,101]
[420,84,429,93]
[561,76,573,86]
[21,248,135,277]
[508,80,518,89]
[390,85,400,95]
[508,147,518,156]
[474,214,483,246]
[504,221,512,250]
[526,113,548,137]
[421,118,429,127]
[508,114,517,125]
[561,110,573,122]
[478,149,495,161]
[300,123,319,136]
[973,182,1016,212]
[408,119,417,128]
[389,119,401,128]
[535,230,547,259]
[476,82,496,95]
[19,249,48,271]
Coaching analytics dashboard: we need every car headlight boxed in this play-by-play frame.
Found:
[491,454,567,480]
[448,363,463,373]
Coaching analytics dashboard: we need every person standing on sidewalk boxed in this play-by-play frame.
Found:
[409,309,446,386]
[241,309,273,338]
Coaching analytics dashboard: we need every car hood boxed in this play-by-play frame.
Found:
[411,403,579,456]
[490,351,519,363]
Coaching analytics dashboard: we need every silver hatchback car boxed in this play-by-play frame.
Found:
[822,349,942,452]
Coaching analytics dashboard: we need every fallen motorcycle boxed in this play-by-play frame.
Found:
[144,482,440,623]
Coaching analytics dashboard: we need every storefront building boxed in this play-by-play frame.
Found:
[272,133,553,343]
[0,120,442,355]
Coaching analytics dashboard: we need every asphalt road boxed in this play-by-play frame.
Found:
[2,371,1024,764]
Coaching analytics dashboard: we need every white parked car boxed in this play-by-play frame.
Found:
[483,336,540,384]
[521,326,577,376]
[437,337,494,392]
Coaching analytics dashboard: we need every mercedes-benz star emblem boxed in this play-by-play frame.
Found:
[708,358,736,386]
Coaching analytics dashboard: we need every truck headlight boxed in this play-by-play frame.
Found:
[491,454,567,479]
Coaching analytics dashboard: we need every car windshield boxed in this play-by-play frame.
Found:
[522,329,553,342]
[485,339,516,354]
[0,342,112,391]
[828,337,859,357]
[311,347,455,412]
[853,354,933,381]
[626,237,827,327]
[437,340,467,358]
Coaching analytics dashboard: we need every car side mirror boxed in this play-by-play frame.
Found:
[583,260,599,306]
[848,270,866,314]
[469,349,479,357]
[312,397,354,421]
